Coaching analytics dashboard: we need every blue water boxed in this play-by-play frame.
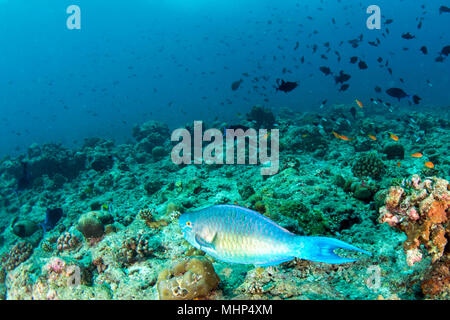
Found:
[0,0,448,156]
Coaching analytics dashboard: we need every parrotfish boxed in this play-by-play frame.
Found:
[179,205,371,266]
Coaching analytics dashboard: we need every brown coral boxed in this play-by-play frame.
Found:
[421,256,450,299]
[117,234,153,266]
[157,257,220,300]
[138,208,169,229]
[56,232,80,252]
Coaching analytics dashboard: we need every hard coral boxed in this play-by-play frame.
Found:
[138,208,169,229]
[117,234,153,266]
[56,232,80,252]
[77,212,105,239]
[379,175,449,265]
[157,257,220,300]
[0,241,33,271]
[352,151,385,180]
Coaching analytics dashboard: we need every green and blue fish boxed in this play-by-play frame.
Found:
[180,205,371,265]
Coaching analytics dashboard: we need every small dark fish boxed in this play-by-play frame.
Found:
[339,84,349,91]
[420,46,428,54]
[377,57,383,63]
[387,67,393,75]
[294,42,299,50]
[319,66,332,76]
[401,32,415,40]
[435,56,445,62]
[276,79,298,93]
[349,56,358,64]
[358,61,368,70]
[385,19,394,24]
[412,95,422,105]
[231,79,243,91]
[441,45,450,56]
[386,88,408,100]
[334,71,351,84]
[386,88,421,104]
[439,6,450,14]
[41,208,63,233]
[374,86,381,93]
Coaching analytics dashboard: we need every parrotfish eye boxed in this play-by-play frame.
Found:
[186,221,192,227]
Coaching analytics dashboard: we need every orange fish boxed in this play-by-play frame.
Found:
[263,132,271,140]
[332,131,352,141]
[411,153,423,158]
[389,133,399,141]
[397,161,401,167]
[339,135,352,141]
[368,134,377,141]
[424,161,434,169]
[355,99,363,108]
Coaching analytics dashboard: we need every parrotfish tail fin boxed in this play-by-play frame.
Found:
[294,236,371,264]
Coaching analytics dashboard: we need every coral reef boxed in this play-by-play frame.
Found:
[0,106,448,300]
[379,175,449,299]
[157,257,220,300]
[379,175,449,265]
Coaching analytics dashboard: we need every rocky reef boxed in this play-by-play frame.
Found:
[0,106,449,300]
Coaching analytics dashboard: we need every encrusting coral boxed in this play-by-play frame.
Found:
[379,174,449,298]
[379,175,449,266]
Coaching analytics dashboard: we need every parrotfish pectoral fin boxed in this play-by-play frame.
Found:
[295,236,371,264]
[195,233,216,250]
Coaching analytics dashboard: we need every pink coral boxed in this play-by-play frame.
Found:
[407,208,419,221]
[406,248,422,267]
[46,257,66,274]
